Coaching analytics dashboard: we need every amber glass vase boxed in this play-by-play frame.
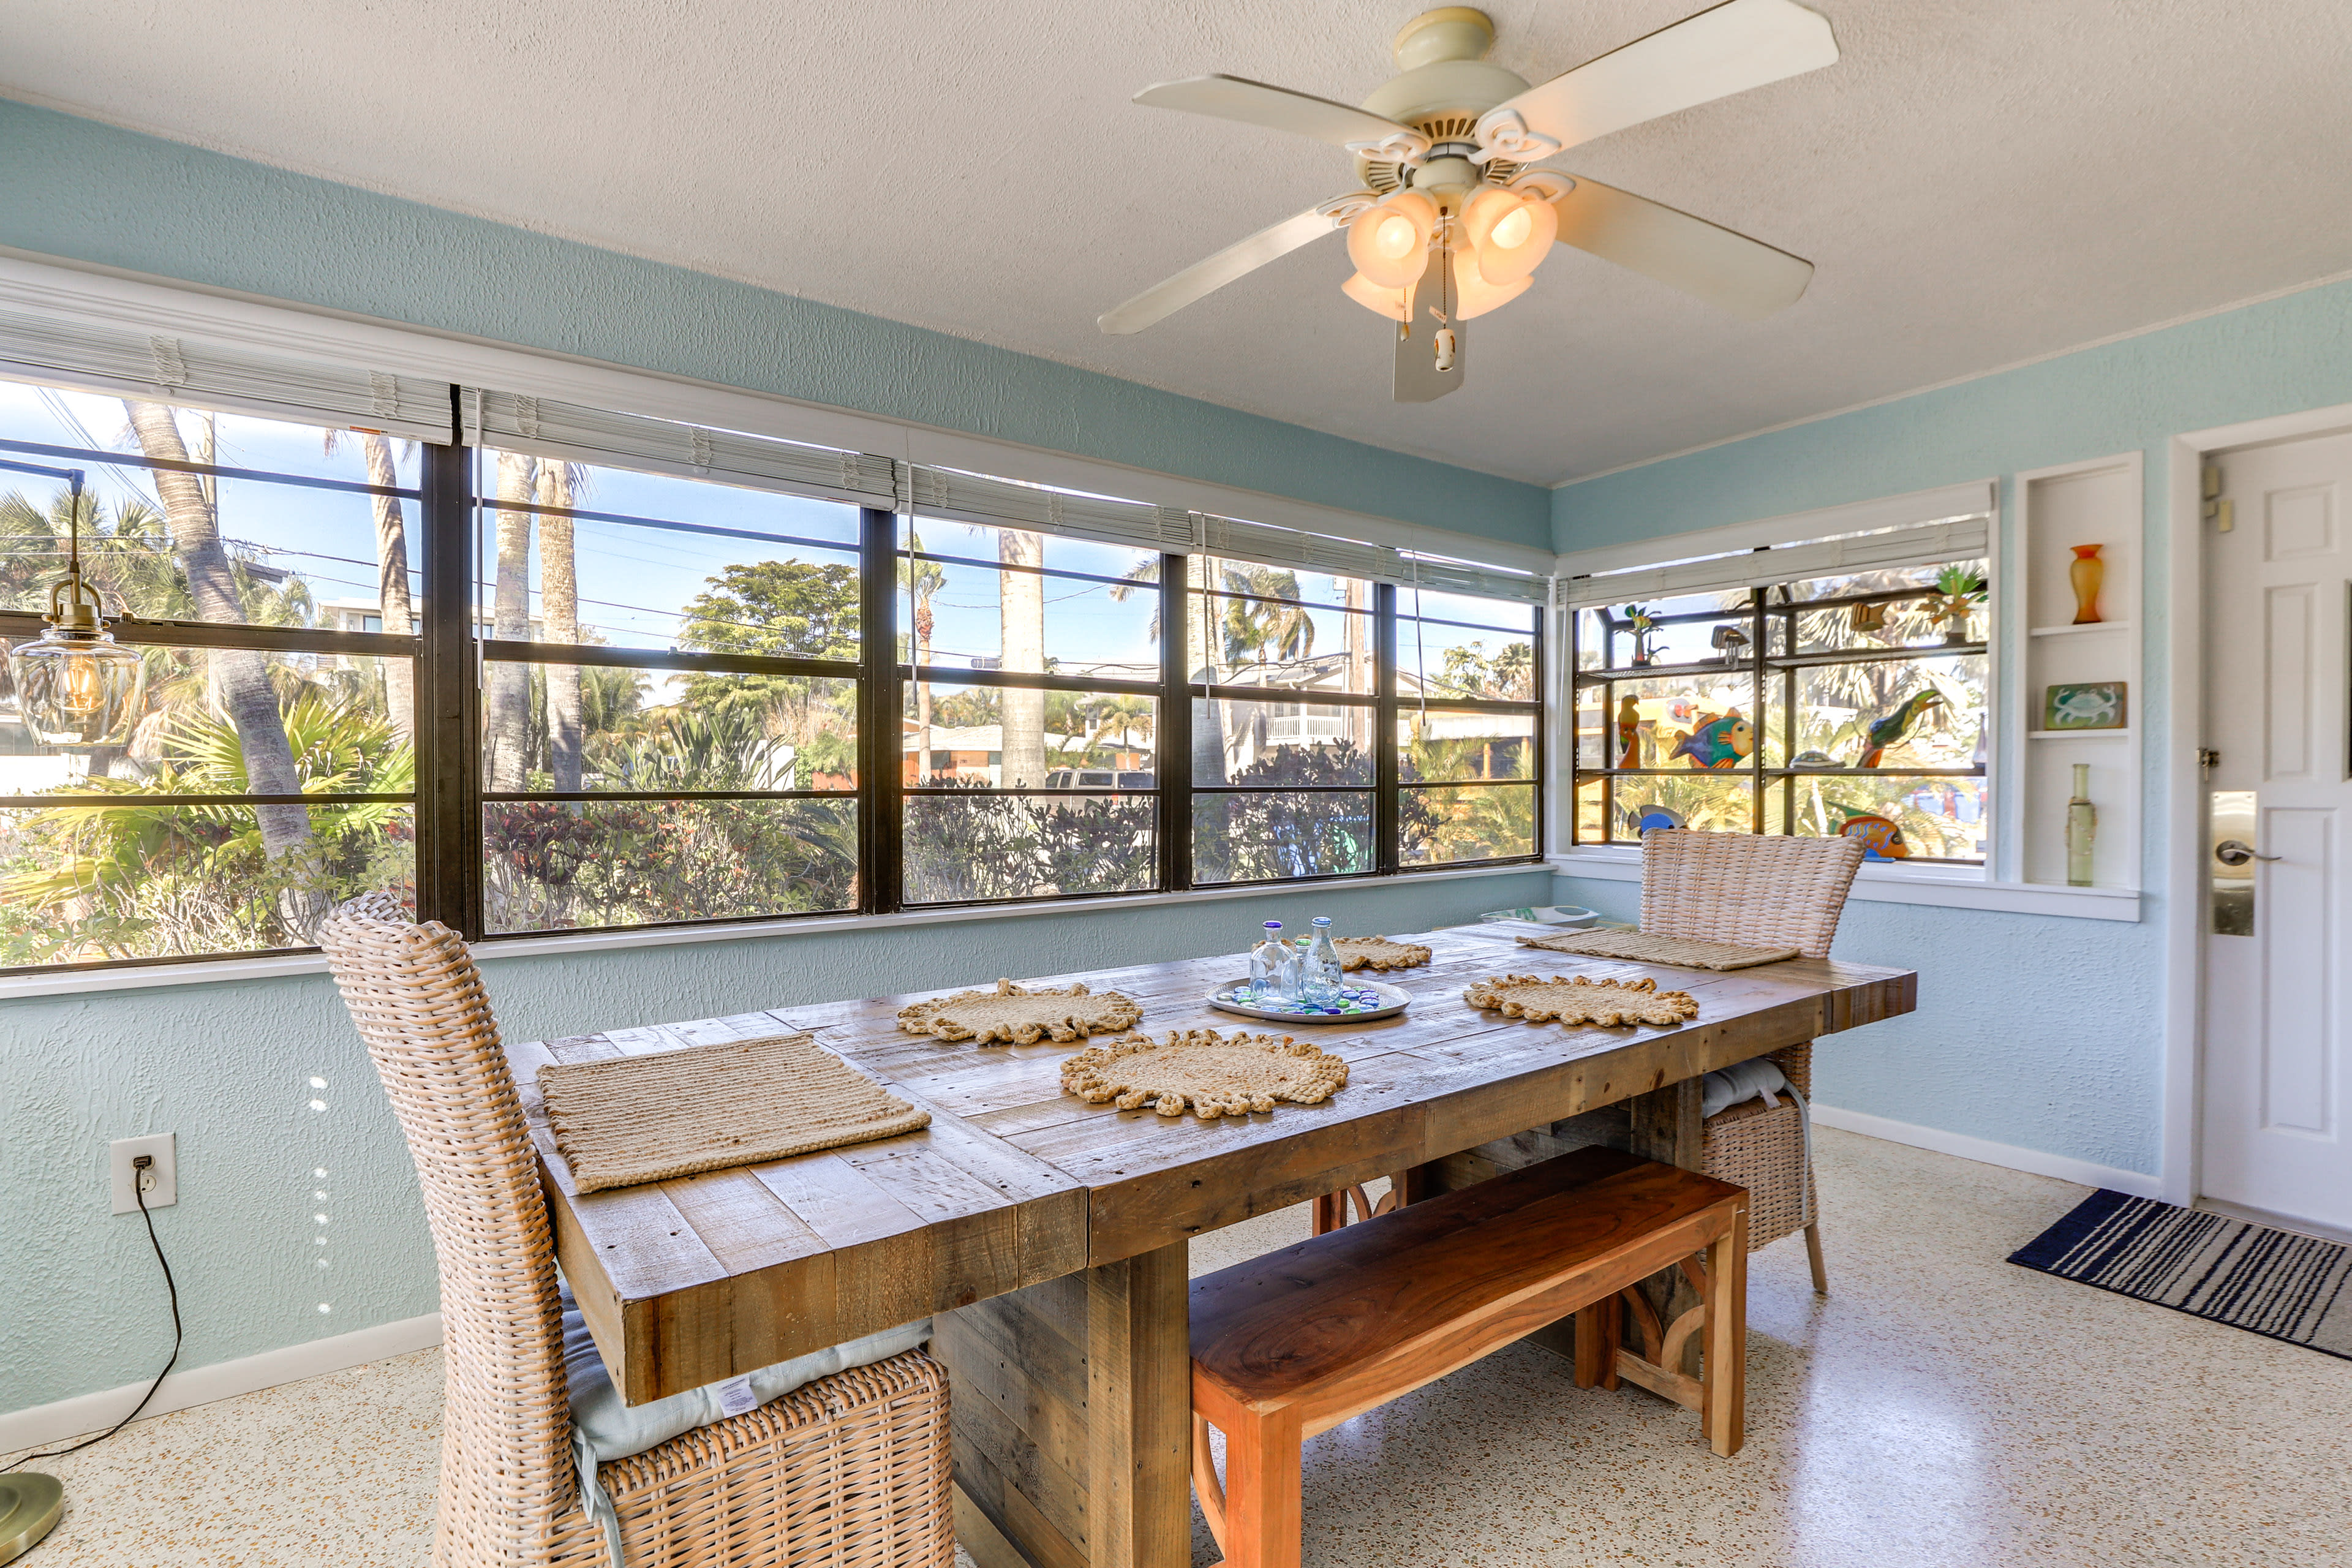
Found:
[2068,544,2105,625]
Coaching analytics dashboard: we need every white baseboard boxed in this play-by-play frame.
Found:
[1813,1103,2163,1197]
[0,1311,442,1456]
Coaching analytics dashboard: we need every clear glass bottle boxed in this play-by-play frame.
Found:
[1300,916,1342,1005]
[1250,920,1298,1002]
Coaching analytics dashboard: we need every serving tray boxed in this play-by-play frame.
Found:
[1207,978,1410,1023]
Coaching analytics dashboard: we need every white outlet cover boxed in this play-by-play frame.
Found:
[110,1132,176,1214]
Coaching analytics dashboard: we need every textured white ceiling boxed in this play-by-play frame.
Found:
[5,1,2351,485]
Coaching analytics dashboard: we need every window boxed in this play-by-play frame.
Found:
[1569,555,1991,864]
[1190,557,1377,886]
[0,369,1545,973]
[1397,586,1541,867]
[899,519,1159,905]
[473,450,865,933]
[1,385,421,965]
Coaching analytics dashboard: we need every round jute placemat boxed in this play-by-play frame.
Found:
[897,978,1143,1046]
[1060,1028,1349,1119]
[1463,973,1700,1027]
[1332,935,1431,971]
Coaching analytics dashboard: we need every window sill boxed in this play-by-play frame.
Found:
[0,861,1551,1001]
[1545,849,2141,922]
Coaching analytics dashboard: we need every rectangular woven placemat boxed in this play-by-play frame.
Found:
[538,1033,930,1194]
[1515,928,1799,971]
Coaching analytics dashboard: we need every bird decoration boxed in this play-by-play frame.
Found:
[1615,694,1642,769]
[1858,690,1947,768]
[1838,812,1909,861]
[1670,709,1753,770]
[1623,604,1658,666]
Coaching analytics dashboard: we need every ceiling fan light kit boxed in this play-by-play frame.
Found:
[1101,0,1839,402]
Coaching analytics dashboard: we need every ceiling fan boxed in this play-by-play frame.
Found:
[1098,1,1839,402]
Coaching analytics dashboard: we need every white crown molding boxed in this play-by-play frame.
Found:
[0,246,1554,576]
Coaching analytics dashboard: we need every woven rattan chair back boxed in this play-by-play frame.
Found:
[1638,830,1864,960]
[318,897,576,1565]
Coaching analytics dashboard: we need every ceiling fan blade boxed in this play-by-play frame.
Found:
[1550,177,1813,320]
[1495,0,1837,153]
[1098,207,1340,335]
[1133,74,1411,149]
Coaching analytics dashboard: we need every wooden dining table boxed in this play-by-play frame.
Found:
[507,920,1915,1568]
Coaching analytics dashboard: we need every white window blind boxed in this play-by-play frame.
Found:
[461,390,1548,603]
[0,307,454,443]
[465,390,899,507]
[1558,514,1991,609]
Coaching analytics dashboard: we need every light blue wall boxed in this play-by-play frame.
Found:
[0,102,1558,1420]
[0,872,1547,1416]
[0,99,1551,549]
[1552,274,2352,1179]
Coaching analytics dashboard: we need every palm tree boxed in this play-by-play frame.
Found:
[486,451,536,790]
[537,461,585,790]
[900,531,946,782]
[998,529,1047,787]
[121,401,312,863]
[322,431,416,742]
[1110,555,1229,785]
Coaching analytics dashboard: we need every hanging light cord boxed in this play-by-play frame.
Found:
[2,1159,183,1474]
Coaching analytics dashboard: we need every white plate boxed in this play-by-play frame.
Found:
[1207,979,1411,1024]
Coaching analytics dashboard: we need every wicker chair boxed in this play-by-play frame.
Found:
[318,895,954,1568]
[1640,829,1865,1293]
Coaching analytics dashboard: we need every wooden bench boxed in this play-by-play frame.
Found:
[1188,1147,1749,1568]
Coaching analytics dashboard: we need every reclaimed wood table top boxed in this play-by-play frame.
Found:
[511,920,1914,1404]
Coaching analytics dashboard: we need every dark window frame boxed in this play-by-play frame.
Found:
[1567,577,1988,862]
[1,416,1545,973]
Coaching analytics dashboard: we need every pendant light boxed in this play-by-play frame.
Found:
[3,461,145,749]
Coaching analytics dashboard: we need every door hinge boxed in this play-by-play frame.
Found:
[2202,463,2234,531]
[2199,747,2220,773]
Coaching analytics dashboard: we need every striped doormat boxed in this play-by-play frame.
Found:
[2009,1189,2351,1360]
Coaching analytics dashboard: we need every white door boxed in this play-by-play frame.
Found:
[2201,431,2352,1233]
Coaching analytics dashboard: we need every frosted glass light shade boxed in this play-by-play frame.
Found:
[1341,272,1411,321]
[1346,192,1436,289]
[1461,186,1557,285]
[9,627,145,747]
[1449,252,1531,320]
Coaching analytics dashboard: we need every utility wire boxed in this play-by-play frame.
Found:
[2,1163,183,1474]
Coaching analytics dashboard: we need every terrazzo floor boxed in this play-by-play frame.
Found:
[9,1129,2350,1566]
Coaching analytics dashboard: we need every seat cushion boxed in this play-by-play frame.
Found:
[562,1285,932,1463]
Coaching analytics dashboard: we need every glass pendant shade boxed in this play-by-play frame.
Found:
[1346,192,1436,289]
[1341,271,1411,321]
[1449,254,1531,320]
[10,624,145,747]
[1461,186,1558,286]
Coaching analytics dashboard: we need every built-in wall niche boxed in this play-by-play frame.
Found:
[2007,454,2144,891]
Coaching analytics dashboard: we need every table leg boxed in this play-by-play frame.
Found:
[1629,1076,1708,1376]
[1088,1242,1193,1568]
[937,1242,1191,1568]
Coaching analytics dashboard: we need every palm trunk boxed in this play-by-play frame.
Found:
[914,595,935,785]
[488,453,535,791]
[359,434,417,743]
[1186,557,1227,788]
[536,462,582,791]
[999,530,1047,788]
[122,401,312,861]
[1344,577,1370,756]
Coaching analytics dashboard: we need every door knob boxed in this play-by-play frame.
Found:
[2215,839,2280,866]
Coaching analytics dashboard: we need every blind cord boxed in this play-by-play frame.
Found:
[2,1161,183,1474]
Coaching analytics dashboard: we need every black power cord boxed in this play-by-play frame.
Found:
[2,1155,184,1474]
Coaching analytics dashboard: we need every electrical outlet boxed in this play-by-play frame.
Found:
[110,1133,176,1214]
